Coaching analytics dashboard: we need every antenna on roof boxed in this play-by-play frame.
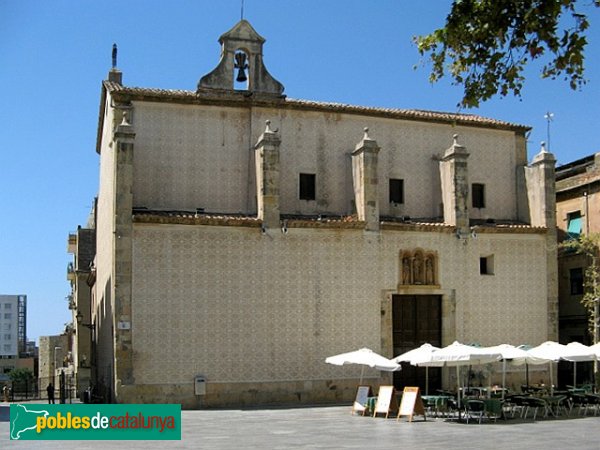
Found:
[241,0,244,20]
[112,43,118,69]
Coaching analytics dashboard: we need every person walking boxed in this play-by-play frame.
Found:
[46,383,55,404]
[2,385,9,402]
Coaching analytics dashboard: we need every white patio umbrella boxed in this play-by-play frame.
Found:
[325,348,401,384]
[427,341,502,366]
[413,341,502,409]
[526,341,569,395]
[481,344,549,399]
[590,342,600,358]
[392,343,439,395]
[563,342,598,388]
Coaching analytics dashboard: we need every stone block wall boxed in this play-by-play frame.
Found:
[124,223,549,406]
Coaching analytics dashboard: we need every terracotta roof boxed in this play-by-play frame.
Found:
[132,210,261,227]
[470,223,547,233]
[103,81,530,132]
[131,210,545,233]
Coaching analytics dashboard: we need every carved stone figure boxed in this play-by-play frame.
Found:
[425,256,435,285]
[402,256,411,285]
[413,254,423,284]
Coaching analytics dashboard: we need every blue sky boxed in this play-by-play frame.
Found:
[1,1,599,344]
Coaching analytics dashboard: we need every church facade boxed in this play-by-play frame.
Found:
[88,20,557,407]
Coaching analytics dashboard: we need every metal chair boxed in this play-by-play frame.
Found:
[584,394,600,416]
[522,397,549,420]
[568,393,588,416]
[506,395,528,418]
[464,399,486,424]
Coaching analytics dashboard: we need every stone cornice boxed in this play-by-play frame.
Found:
[103,82,530,133]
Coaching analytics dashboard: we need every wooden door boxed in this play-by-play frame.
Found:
[392,295,442,392]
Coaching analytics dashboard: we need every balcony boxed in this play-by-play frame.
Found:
[67,262,76,281]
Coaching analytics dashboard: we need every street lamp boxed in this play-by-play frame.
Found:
[76,310,93,329]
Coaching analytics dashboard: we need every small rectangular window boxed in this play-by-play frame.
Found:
[570,267,584,295]
[472,183,485,208]
[3,313,11,320]
[4,304,11,309]
[389,179,404,204]
[480,255,494,275]
[3,334,10,340]
[299,173,316,201]
[567,211,582,238]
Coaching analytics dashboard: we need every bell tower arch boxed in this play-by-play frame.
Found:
[197,19,285,96]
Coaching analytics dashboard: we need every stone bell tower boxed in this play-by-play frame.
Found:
[197,19,284,96]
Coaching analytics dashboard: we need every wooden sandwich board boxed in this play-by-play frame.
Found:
[373,386,398,418]
[351,385,373,415]
[397,386,426,422]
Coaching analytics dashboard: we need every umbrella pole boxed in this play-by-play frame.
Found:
[549,362,554,396]
[359,366,365,385]
[573,361,577,389]
[467,364,471,392]
[526,363,529,389]
[502,359,506,400]
[456,366,461,411]
[425,367,429,396]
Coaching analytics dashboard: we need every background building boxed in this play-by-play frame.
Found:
[84,20,558,407]
[37,334,70,399]
[0,295,27,381]
[556,152,600,385]
[67,212,96,398]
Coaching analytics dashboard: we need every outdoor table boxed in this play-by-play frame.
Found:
[531,395,568,417]
[421,395,453,417]
[540,395,568,417]
[461,387,488,398]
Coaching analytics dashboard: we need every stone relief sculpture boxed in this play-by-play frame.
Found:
[413,252,424,284]
[425,256,435,285]
[402,257,412,285]
[399,250,437,286]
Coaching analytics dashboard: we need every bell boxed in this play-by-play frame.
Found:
[234,51,248,83]
[236,67,247,83]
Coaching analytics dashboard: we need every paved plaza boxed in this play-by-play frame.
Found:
[2,403,600,449]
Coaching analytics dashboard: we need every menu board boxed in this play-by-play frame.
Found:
[373,386,398,418]
[397,386,426,422]
[352,385,372,415]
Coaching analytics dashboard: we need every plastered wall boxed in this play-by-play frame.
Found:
[131,102,519,221]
